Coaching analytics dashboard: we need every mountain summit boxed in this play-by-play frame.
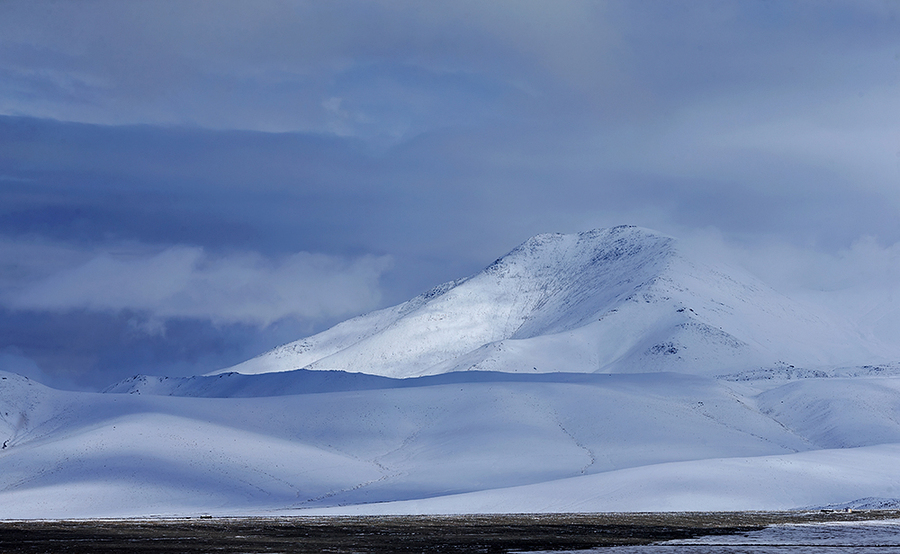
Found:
[218,226,870,378]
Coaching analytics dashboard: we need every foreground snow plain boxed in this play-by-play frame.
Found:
[2,227,900,518]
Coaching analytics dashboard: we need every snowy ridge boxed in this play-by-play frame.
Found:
[107,368,651,397]
[107,362,900,399]
[103,370,401,397]
[218,226,876,379]
[811,497,900,511]
[719,361,900,382]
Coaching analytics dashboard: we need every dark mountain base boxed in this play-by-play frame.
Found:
[1,511,897,553]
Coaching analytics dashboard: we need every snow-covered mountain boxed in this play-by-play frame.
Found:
[218,226,875,379]
[3,226,899,518]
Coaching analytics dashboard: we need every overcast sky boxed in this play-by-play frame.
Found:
[2,1,899,389]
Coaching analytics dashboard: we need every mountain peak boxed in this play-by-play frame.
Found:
[489,226,674,270]
[486,227,678,293]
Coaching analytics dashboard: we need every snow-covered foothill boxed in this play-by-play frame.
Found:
[5,365,900,517]
[299,444,900,515]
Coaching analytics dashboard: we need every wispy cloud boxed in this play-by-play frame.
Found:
[3,242,391,328]
[680,228,900,354]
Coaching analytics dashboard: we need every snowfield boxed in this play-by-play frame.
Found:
[2,226,899,518]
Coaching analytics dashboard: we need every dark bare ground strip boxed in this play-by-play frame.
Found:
[1,511,898,553]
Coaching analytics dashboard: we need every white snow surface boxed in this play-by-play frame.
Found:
[216,226,881,379]
[299,444,900,515]
[3,226,900,518]
[5,367,900,517]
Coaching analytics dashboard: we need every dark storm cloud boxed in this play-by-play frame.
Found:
[0,1,544,135]
[1,0,899,388]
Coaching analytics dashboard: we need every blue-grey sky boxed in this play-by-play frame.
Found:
[2,1,899,389]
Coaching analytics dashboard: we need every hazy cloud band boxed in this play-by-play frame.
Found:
[4,244,392,328]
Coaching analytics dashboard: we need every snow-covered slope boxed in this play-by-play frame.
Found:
[301,444,900,514]
[218,226,874,379]
[5,366,900,517]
